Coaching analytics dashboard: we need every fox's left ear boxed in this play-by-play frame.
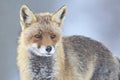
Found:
[52,5,67,25]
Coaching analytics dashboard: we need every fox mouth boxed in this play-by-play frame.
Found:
[27,44,55,57]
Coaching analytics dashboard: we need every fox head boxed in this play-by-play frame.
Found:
[19,5,67,57]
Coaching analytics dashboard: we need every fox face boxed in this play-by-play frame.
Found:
[20,5,67,56]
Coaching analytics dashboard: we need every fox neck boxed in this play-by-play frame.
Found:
[54,40,65,79]
[29,55,55,80]
[29,40,65,80]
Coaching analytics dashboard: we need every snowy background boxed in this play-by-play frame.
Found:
[0,0,120,80]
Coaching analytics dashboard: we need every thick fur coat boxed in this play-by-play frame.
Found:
[17,5,120,80]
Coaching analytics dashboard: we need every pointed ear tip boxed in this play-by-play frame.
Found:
[20,5,31,15]
[21,4,28,8]
[20,5,29,10]
[62,5,67,10]
[20,5,29,20]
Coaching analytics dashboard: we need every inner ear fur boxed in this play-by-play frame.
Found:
[20,5,36,29]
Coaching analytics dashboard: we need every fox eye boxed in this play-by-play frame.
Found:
[34,34,42,39]
[50,35,56,40]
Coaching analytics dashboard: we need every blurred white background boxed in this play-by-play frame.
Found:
[0,0,120,80]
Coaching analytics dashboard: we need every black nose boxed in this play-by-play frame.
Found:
[37,45,40,49]
[46,46,52,52]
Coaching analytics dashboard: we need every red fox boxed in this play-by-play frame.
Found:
[17,5,120,80]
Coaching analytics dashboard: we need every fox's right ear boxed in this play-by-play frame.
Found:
[52,5,67,26]
[20,5,36,30]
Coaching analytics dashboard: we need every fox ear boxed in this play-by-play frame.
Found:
[52,5,67,24]
[20,5,36,29]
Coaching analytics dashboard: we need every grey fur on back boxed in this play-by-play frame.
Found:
[63,35,120,80]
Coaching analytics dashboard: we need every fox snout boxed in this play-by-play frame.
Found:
[27,43,55,57]
[37,45,52,53]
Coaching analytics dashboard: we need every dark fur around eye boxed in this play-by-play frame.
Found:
[50,35,56,39]
[34,34,42,39]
